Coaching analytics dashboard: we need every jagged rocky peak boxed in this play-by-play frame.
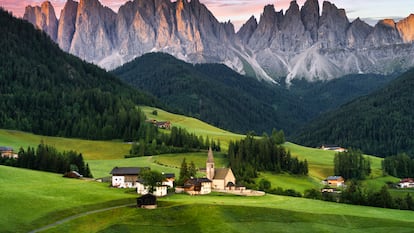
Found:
[57,0,78,51]
[70,0,117,63]
[301,0,319,42]
[237,16,258,43]
[397,14,414,43]
[366,19,402,46]
[22,0,414,83]
[346,17,373,48]
[23,1,58,41]
[318,1,350,48]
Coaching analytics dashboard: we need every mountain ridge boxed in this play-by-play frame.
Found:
[23,0,414,83]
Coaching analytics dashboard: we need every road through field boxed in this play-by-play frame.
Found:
[28,204,135,233]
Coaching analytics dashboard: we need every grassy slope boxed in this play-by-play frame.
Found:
[43,194,414,233]
[3,166,414,233]
[0,165,135,233]
[0,129,130,160]
[141,106,245,150]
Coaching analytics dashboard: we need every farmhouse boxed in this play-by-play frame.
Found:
[162,173,175,188]
[0,146,18,159]
[110,167,149,188]
[206,147,236,190]
[397,178,414,188]
[322,176,345,187]
[320,145,347,152]
[136,179,168,197]
[146,119,171,130]
[182,178,212,195]
[63,171,83,178]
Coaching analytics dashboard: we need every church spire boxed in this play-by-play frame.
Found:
[207,147,214,163]
[206,147,215,180]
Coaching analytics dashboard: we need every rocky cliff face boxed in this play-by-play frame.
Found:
[238,0,414,83]
[24,0,414,83]
[23,1,58,41]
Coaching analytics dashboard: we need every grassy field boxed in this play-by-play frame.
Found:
[0,128,395,194]
[0,165,135,233]
[40,193,414,233]
[141,106,245,150]
[0,129,130,160]
[4,166,414,233]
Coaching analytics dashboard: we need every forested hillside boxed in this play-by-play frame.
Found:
[113,53,396,136]
[293,68,414,157]
[113,52,308,135]
[0,9,158,140]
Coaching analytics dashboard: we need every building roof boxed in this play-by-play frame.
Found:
[214,168,231,179]
[110,167,149,175]
[207,147,214,163]
[184,178,212,187]
[326,176,343,181]
[400,178,414,183]
[163,173,175,179]
[0,146,13,151]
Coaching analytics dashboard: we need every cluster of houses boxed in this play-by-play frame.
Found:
[0,146,18,159]
[109,148,261,198]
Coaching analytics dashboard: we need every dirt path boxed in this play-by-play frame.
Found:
[29,203,135,233]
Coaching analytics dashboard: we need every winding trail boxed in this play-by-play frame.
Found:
[29,203,135,233]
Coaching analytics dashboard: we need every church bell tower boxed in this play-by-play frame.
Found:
[206,147,215,180]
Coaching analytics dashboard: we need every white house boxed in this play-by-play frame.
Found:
[136,180,168,197]
[162,173,175,188]
[397,178,414,188]
[110,167,149,188]
[320,145,347,152]
[182,178,212,195]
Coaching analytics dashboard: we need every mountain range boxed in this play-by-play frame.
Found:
[23,0,414,83]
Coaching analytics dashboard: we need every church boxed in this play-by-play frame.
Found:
[206,147,236,190]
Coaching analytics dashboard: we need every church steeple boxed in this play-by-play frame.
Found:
[206,147,215,180]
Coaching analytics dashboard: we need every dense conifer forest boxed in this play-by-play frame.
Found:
[228,130,308,184]
[293,68,414,157]
[0,142,92,177]
[0,9,158,141]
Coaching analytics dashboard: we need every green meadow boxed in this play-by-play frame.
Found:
[1,107,413,232]
[0,165,135,233]
[141,106,245,150]
[3,165,414,233]
[0,129,129,160]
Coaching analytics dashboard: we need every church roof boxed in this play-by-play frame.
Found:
[214,168,231,179]
[207,147,214,163]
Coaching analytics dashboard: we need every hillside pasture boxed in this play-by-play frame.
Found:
[141,106,245,150]
[0,129,129,160]
[39,194,414,233]
[0,166,135,233]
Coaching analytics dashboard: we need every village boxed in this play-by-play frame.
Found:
[2,144,414,207]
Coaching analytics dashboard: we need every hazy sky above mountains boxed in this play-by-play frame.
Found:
[1,0,411,29]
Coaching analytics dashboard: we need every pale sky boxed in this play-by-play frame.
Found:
[0,0,412,30]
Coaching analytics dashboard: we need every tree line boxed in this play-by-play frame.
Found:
[127,126,221,157]
[306,182,414,211]
[334,149,371,180]
[0,142,92,177]
[382,153,414,178]
[228,130,308,185]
